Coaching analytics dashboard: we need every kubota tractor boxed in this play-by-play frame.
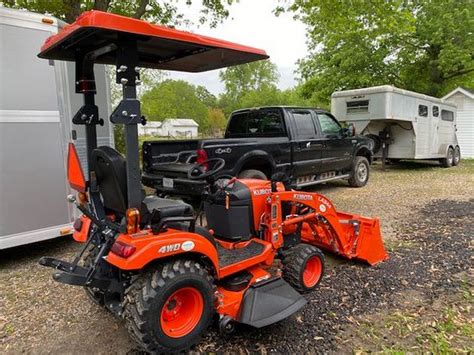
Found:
[38,11,388,353]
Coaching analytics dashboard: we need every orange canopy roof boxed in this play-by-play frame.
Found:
[38,11,269,72]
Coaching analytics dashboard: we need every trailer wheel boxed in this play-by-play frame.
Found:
[440,147,454,168]
[348,156,370,187]
[282,244,325,292]
[238,169,267,180]
[123,259,214,353]
[453,146,461,166]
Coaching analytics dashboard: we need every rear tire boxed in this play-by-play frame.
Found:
[282,244,325,293]
[440,147,454,168]
[238,169,267,180]
[123,259,214,353]
[453,146,461,166]
[348,156,370,187]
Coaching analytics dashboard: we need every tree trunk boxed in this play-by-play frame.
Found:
[94,0,111,12]
[64,0,82,23]
[134,0,150,19]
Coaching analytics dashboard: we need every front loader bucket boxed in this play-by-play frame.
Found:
[301,211,389,266]
[350,216,388,266]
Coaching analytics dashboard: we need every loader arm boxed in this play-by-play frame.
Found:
[275,191,388,265]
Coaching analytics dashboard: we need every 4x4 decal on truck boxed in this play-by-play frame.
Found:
[215,148,232,154]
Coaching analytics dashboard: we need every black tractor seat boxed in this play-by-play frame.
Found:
[143,196,193,219]
[92,146,194,224]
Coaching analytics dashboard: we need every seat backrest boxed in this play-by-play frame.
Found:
[92,146,128,214]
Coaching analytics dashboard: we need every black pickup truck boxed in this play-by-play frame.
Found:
[142,106,374,197]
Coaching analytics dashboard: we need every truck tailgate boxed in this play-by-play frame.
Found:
[142,140,200,172]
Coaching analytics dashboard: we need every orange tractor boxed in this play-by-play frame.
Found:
[39,11,388,353]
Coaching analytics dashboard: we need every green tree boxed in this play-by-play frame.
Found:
[195,85,217,108]
[207,108,227,136]
[279,0,473,106]
[3,0,235,26]
[141,79,210,130]
[219,60,280,114]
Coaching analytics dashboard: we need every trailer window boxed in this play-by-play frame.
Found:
[433,106,439,117]
[441,110,454,122]
[418,105,428,117]
[346,100,369,114]
[226,109,286,138]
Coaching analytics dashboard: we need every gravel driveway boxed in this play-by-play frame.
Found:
[1,160,473,353]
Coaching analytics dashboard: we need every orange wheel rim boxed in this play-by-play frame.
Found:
[303,256,322,288]
[160,287,204,338]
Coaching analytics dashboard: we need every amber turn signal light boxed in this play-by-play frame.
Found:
[77,192,89,205]
[126,208,140,234]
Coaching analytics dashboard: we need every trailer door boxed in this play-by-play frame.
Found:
[415,101,431,158]
[431,105,440,154]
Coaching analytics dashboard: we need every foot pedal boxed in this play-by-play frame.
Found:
[238,277,306,328]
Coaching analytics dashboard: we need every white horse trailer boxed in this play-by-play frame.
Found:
[331,85,460,167]
[0,7,113,249]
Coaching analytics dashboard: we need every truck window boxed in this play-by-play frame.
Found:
[318,113,341,135]
[433,106,439,117]
[226,109,285,138]
[292,110,317,138]
[441,110,454,122]
[418,105,428,117]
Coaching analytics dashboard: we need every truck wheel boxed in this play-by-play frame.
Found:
[348,156,370,187]
[282,244,325,293]
[453,146,461,166]
[123,259,214,353]
[440,147,454,168]
[238,169,267,180]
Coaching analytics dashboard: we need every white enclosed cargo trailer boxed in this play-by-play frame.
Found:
[331,85,460,167]
[0,7,113,249]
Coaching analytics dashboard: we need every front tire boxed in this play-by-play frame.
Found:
[123,259,214,353]
[348,156,370,187]
[282,244,325,293]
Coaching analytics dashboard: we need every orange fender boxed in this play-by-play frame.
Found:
[106,228,219,272]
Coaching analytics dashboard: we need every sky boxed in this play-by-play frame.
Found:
[168,0,308,95]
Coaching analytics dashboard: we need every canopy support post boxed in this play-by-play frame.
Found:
[111,38,143,210]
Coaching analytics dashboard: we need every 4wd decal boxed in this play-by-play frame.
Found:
[158,241,195,254]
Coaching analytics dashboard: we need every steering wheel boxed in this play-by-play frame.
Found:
[187,158,225,180]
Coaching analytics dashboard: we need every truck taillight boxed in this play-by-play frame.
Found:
[196,149,208,170]
[110,241,136,258]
